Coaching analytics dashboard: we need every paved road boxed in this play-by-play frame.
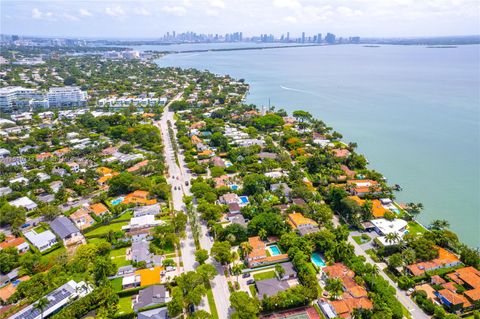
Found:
[332,216,430,319]
[157,101,231,317]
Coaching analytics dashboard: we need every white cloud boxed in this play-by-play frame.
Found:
[161,6,187,16]
[32,8,42,19]
[79,9,92,17]
[283,16,297,23]
[336,6,363,17]
[210,0,225,9]
[272,0,302,9]
[63,13,80,21]
[206,9,219,16]
[105,6,125,17]
[134,8,151,16]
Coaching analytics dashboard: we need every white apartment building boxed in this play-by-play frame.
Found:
[0,86,45,110]
[47,86,87,107]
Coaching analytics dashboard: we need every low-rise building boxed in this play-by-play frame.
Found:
[49,215,84,246]
[0,236,30,253]
[24,229,57,252]
[406,247,462,277]
[69,207,95,230]
[9,196,38,211]
[287,212,319,236]
[246,236,289,267]
[122,215,164,232]
[133,285,170,311]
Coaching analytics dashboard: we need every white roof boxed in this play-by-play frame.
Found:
[9,196,37,209]
[123,215,164,229]
[371,218,407,235]
[24,229,56,248]
[122,275,137,285]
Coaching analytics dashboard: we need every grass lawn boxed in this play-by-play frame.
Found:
[253,270,276,281]
[87,237,108,245]
[248,284,257,297]
[365,248,381,263]
[114,210,133,222]
[111,277,123,292]
[33,225,47,233]
[206,288,219,319]
[110,247,127,257]
[352,235,371,245]
[42,245,66,259]
[112,256,131,268]
[116,296,133,315]
[84,221,129,237]
[306,262,318,275]
[407,221,427,236]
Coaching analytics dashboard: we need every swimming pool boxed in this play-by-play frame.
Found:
[111,197,124,206]
[225,161,233,167]
[311,252,326,267]
[230,184,239,190]
[268,245,282,256]
[239,196,249,204]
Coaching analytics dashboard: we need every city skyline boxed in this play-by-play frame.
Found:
[1,0,479,39]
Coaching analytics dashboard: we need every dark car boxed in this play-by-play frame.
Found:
[185,181,189,186]
[242,273,251,278]
[246,279,255,285]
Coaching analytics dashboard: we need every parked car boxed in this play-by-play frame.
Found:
[242,273,251,278]
[246,279,255,285]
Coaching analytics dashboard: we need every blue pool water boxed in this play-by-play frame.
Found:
[311,252,326,267]
[230,184,239,190]
[225,161,233,167]
[268,245,281,256]
[111,197,124,206]
[239,196,249,204]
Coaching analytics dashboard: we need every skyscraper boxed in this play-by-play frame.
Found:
[301,32,305,43]
[317,33,322,43]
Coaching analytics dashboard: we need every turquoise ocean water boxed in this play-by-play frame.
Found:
[153,44,479,248]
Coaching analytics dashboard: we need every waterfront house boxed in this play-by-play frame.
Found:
[406,247,462,276]
[347,179,380,197]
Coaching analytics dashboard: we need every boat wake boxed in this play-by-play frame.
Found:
[280,85,316,96]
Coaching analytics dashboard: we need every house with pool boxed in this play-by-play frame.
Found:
[246,236,289,268]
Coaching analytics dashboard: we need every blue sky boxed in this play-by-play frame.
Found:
[1,0,479,38]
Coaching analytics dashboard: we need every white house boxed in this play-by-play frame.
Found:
[9,196,38,211]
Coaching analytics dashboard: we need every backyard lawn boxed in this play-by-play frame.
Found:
[116,296,133,315]
[84,221,129,237]
[253,270,276,281]
[248,284,257,297]
[111,277,123,292]
[407,221,427,236]
[110,247,127,257]
[33,225,47,233]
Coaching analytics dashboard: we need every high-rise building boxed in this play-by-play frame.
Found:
[301,32,305,43]
[325,33,336,44]
[47,87,87,108]
[286,32,290,41]
[317,33,322,43]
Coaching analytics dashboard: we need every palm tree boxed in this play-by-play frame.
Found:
[231,263,244,285]
[34,297,49,319]
[325,277,344,300]
[384,232,400,245]
[406,202,423,220]
[240,242,252,259]
[430,219,450,230]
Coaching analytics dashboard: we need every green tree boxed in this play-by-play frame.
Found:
[325,277,344,300]
[230,291,261,319]
[34,297,49,319]
[196,263,217,285]
[211,241,233,265]
[195,249,209,265]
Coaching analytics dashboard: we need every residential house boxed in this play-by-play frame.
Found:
[138,308,168,319]
[447,266,480,306]
[278,262,297,280]
[257,152,278,160]
[246,236,289,267]
[218,193,240,205]
[35,152,53,162]
[332,148,351,158]
[211,156,225,168]
[122,215,164,232]
[255,278,291,300]
[69,207,95,230]
[371,218,408,246]
[133,285,169,311]
[0,236,30,253]
[0,148,10,157]
[9,196,38,211]
[287,212,319,236]
[321,263,373,319]
[406,247,462,277]
[0,186,12,196]
[347,180,380,197]
[123,190,157,206]
[117,265,136,276]
[36,172,50,182]
[127,160,149,173]
[89,203,110,217]
[52,167,68,177]
[24,229,57,252]
[133,204,161,218]
[350,196,390,218]
[270,183,292,197]
[8,280,92,319]
[66,161,80,173]
[49,215,84,246]
[0,268,19,288]
[0,157,26,167]
[49,181,63,193]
